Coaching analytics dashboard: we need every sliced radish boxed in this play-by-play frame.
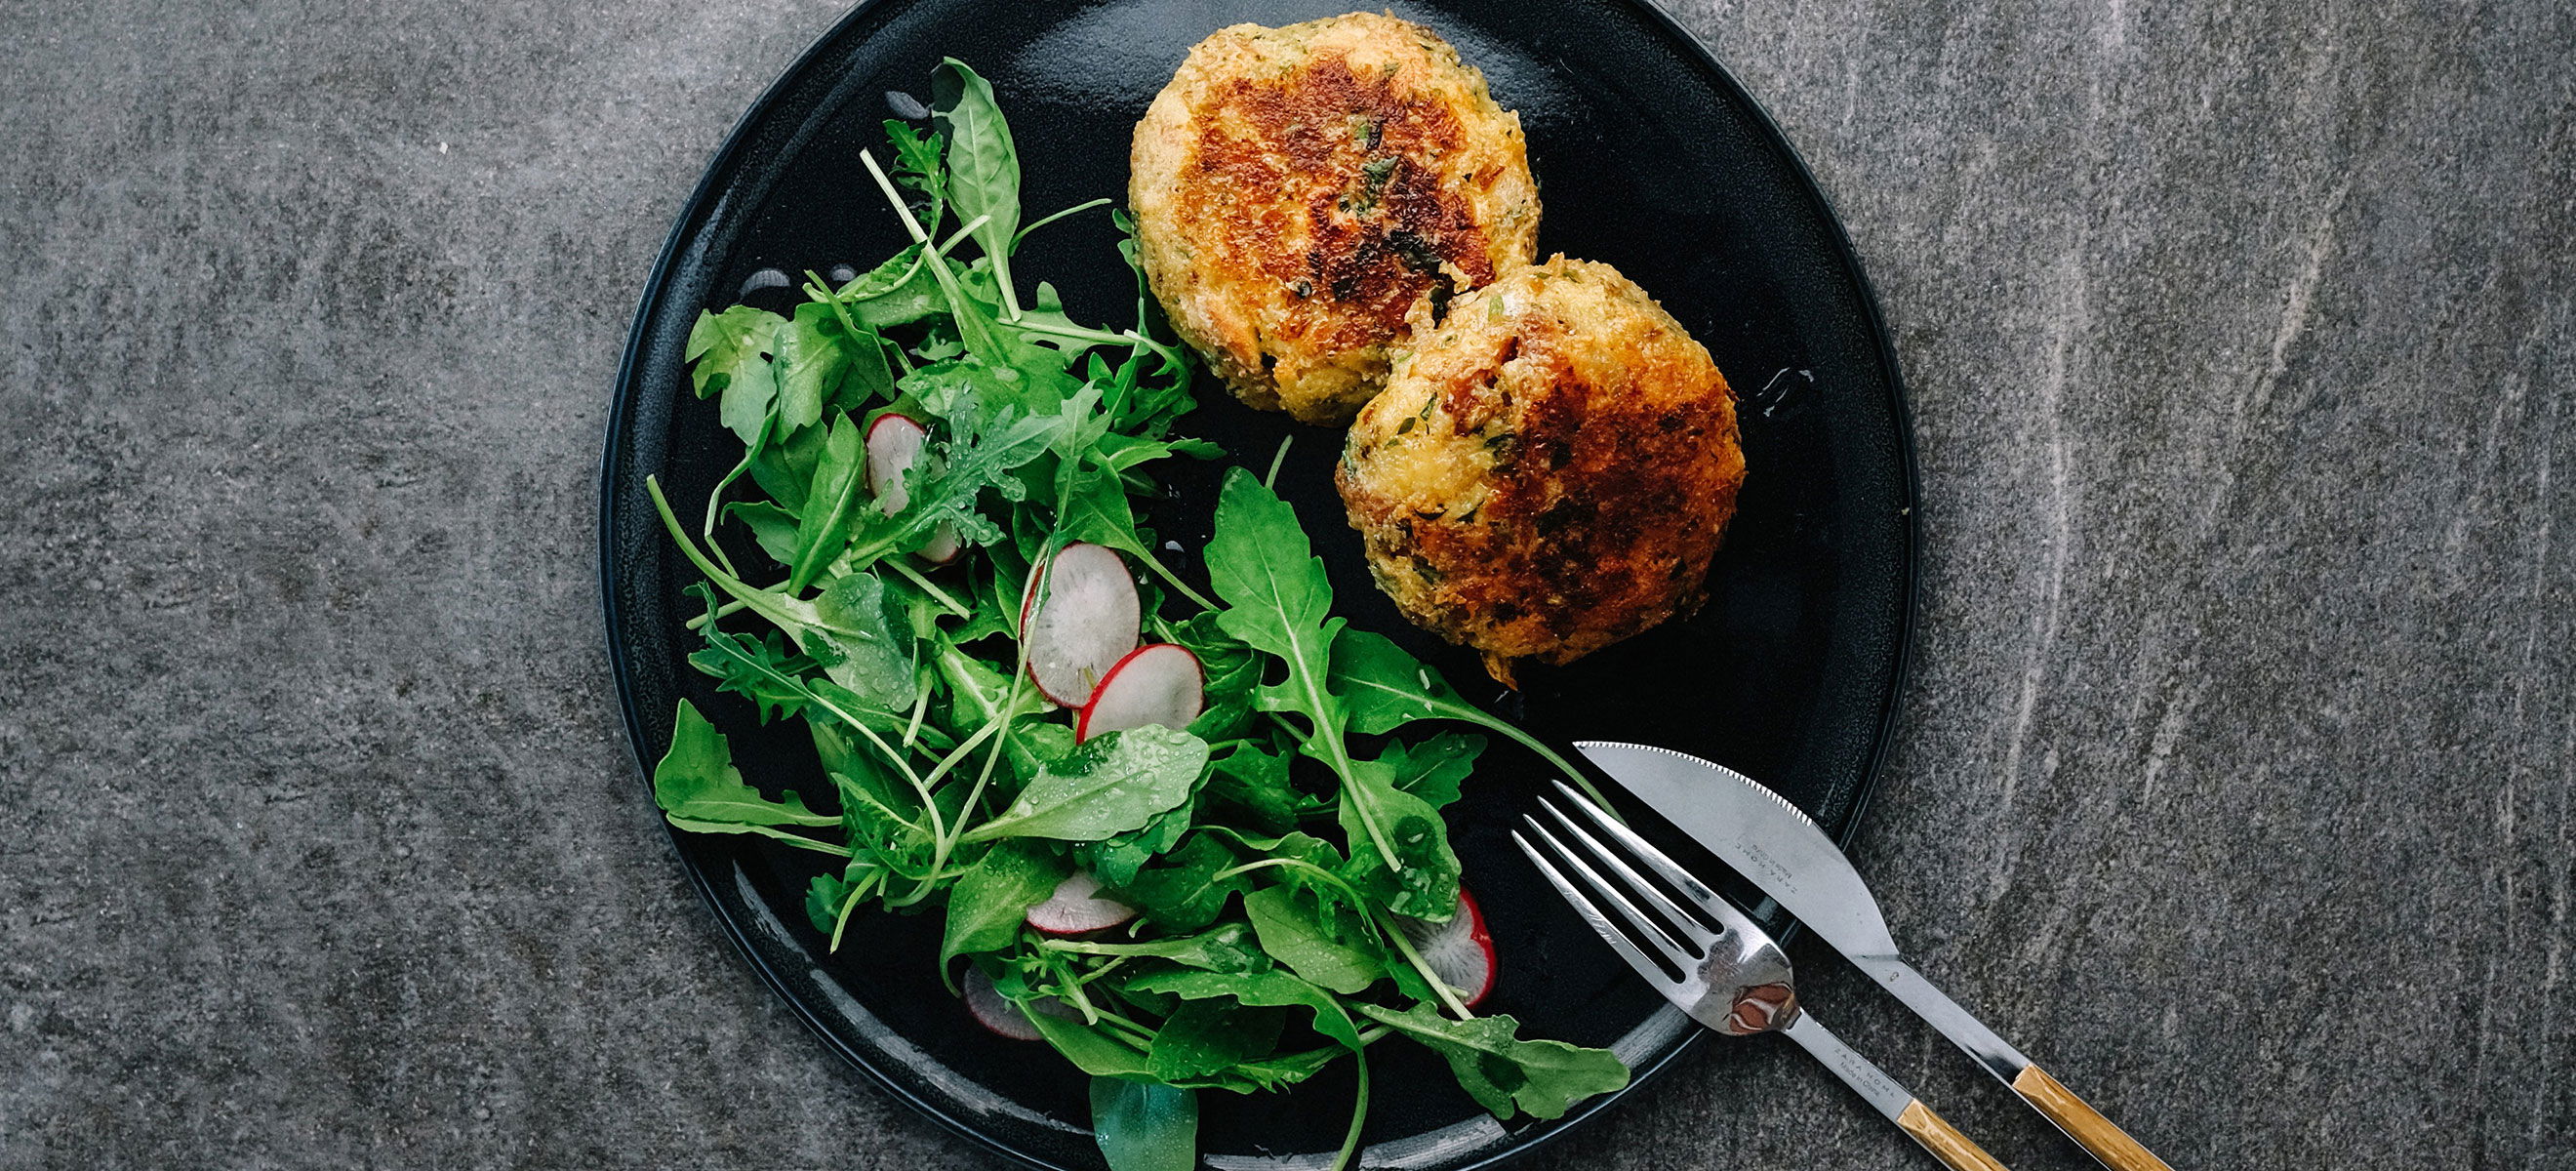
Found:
[963,966,1078,1041]
[865,412,962,565]
[1076,644,1206,743]
[1020,543,1140,707]
[1397,887,1497,1008]
[1024,870,1138,935]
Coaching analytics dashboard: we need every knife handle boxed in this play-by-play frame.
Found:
[1896,1100,2011,1171]
[2009,1066,2173,1171]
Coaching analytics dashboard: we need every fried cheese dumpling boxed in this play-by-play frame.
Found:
[1129,13,1541,424]
[1336,257,1746,685]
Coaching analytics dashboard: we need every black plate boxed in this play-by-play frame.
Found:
[600,1,1917,1167]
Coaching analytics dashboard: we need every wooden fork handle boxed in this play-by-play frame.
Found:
[2010,1065,2174,1171]
[1896,1100,2010,1171]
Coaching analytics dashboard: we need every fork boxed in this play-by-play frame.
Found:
[1515,785,2008,1171]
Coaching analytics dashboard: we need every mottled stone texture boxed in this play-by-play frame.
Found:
[1,0,2568,1167]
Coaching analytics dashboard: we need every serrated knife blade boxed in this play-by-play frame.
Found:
[1573,740,2176,1171]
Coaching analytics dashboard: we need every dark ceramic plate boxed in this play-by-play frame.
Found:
[601,1,1916,1167]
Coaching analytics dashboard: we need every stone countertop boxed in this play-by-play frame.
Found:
[2,0,2568,1167]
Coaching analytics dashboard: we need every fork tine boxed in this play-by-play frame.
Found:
[1547,779,1732,923]
[1520,815,1702,976]
[1536,793,1719,949]
[1512,829,1696,997]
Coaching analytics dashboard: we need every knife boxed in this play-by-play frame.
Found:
[1574,740,2175,1171]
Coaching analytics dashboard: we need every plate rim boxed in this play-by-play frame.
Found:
[595,1,1923,1166]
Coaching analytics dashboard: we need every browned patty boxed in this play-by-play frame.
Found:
[1130,13,1541,424]
[1337,257,1746,685]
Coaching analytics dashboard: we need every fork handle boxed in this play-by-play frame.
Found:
[1896,1101,2010,1171]
[1778,1014,2011,1171]
[2010,1066,2173,1171]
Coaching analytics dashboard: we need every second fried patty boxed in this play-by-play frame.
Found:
[1129,12,1541,424]
[1337,257,1746,686]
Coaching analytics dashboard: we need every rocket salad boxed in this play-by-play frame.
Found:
[644,61,1628,1171]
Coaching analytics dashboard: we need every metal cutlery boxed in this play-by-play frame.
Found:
[1514,785,2008,1171]
[1573,741,2173,1171]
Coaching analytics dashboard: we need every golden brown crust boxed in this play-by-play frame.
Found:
[1130,12,1541,424]
[1336,257,1746,684]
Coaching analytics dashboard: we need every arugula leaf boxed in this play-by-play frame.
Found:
[1325,628,1463,734]
[964,726,1210,842]
[1123,968,1361,1052]
[941,838,1067,966]
[774,300,854,434]
[883,121,948,235]
[663,814,852,856]
[1149,1000,1286,1082]
[653,701,836,828]
[832,765,933,878]
[1077,800,1194,887]
[785,414,869,589]
[1353,1004,1630,1121]
[833,240,947,329]
[801,571,916,705]
[1242,886,1382,995]
[1029,1011,1153,1078]
[1329,629,1620,814]
[828,401,1058,575]
[1182,1043,1345,1093]
[932,60,1023,307]
[722,501,801,566]
[1110,832,1249,933]
[1203,470,1404,871]
[1090,1078,1197,1171]
[747,416,825,512]
[1334,756,1461,919]
[1201,743,1297,833]
[1044,921,1266,972]
[687,626,816,724]
[685,305,783,444]
[806,867,865,934]
[1380,732,1485,810]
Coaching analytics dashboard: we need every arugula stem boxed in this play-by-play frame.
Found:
[1328,1049,1369,1171]
[654,477,943,794]
[1263,434,1294,491]
[1013,197,1111,248]
[1371,906,1474,1020]
[859,150,1003,357]
[1438,707,1623,819]
[885,555,972,616]
[1135,546,1216,612]
[649,477,818,637]
[1280,657,1402,872]
[919,715,1002,789]
[936,212,993,258]
[702,431,766,580]
[899,654,1026,909]
[684,597,749,630]
[1068,956,1129,987]
[828,868,882,952]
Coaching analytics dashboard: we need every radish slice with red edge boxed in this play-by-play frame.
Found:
[1023,870,1137,935]
[1076,643,1205,743]
[864,412,961,565]
[962,966,1076,1041]
[1020,543,1139,707]
[1397,887,1496,1008]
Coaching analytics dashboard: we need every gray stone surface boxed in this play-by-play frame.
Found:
[1,0,2569,1167]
